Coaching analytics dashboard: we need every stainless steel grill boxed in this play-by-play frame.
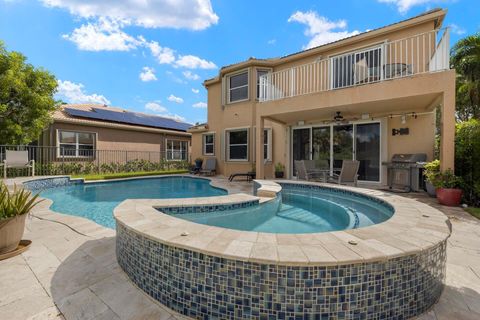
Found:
[383,153,427,192]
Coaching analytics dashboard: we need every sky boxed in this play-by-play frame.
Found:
[0,0,478,125]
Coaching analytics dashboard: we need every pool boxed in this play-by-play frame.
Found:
[37,176,227,228]
[165,183,393,233]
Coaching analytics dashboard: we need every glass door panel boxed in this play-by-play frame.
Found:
[333,125,353,171]
[312,127,330,169]
[355,123,380,182]
[292,128,310,175]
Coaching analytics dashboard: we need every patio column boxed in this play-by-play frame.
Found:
[440,90,455,171]
[255,116,265,179]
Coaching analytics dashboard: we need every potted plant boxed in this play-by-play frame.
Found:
[433,169,463,206]
[0,182,42,254]
[275,163,285,179]
[424,160,440,197]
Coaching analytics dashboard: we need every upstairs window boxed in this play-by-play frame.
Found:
[57,130,95,157]
[203,133,215,156]
[228,71,249,103]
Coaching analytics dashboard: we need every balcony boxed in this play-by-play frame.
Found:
[259,28,450,103]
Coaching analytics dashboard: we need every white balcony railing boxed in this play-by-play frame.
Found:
[259,28,450,102]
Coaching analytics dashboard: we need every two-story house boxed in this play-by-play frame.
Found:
[189,8,455,186]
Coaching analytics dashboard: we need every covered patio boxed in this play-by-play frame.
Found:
[255,70,456,183]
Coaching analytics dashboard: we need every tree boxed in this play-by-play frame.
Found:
[0,41,57,145]
[450,33,480,120]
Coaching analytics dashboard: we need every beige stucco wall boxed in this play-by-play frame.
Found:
[191,10,454,180]
[44,122,191,154]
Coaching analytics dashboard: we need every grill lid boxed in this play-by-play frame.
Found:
[390,153,427,163]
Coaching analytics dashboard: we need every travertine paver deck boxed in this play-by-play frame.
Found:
[0,176,479,319]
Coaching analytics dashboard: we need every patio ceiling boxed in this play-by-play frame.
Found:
[263,92,441,125]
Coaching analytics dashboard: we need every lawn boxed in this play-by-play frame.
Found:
[71,169,189,181]
[465,207,480,220]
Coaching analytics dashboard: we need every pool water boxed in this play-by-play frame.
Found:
[39,177,227,228]
[169,187,394,233]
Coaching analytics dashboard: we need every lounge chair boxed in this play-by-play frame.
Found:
[295,160,327,181]
[328,160,360,186]
[229,171,256,182]
[199,158,216,176]
[2,150,35,179]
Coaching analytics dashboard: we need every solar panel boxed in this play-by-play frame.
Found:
[64,107,192,131]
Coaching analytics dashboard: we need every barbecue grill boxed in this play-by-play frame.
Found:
[383,153,427,192]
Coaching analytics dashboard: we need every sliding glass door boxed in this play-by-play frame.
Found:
[292,128,310,175]
[355,123,380,181]
[333,125,354,171]
[292,122,381,182]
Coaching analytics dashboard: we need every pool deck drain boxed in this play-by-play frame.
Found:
[0,176,479,319]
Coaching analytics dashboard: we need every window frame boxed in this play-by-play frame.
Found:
[166,139,189,161]
[202,133,215,156]
[56,129,96,158]
[227,69,249,104]
[226,128,249,162]
[263,128,272,162]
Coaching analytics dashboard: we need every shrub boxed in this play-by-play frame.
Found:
[0,182,42,221]
[455,119,480,206]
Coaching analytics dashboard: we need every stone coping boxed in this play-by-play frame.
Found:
[114,179,452,266]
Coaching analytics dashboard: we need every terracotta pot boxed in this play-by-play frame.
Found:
[0,214,27,254]
[436,188,463,206]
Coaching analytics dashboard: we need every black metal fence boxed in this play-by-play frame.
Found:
[0,145,191,178]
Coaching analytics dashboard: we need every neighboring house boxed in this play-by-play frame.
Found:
[189,8,455,185]
[40,104,192,162]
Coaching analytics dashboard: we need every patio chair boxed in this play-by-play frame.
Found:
[2,150,35,179]
[199,158,216,176]
[295,160,326,181]
[328,160,360,186]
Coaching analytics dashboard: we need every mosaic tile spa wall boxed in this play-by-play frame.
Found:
[116,222,447,320]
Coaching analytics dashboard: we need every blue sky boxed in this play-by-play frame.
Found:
[0,0,478,125]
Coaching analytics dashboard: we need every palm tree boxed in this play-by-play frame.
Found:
[451,33,480,120]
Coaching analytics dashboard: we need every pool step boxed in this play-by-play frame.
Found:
[277,205,329,227]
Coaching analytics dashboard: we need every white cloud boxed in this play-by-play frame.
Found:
[183,71,200,80]
[192,88,200,94]
[288,11,360,49]
[144,40,176,64]
[62,17,140,51]
[56,80,110,105]
[139,67,157,82]
[192,102,207,108]
[145,102,168,113]
[41,0,219,30]
[175,55,217,69]
[450,23,466,35]
[267,39,276,45]
[167,94,184,104]
[377,0,441,13]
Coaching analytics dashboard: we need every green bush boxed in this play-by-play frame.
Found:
[455,119,480,206]
[5,159,190,178]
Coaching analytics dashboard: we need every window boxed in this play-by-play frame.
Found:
[203,133,215,155]
[263,129,272,161]
[58,130,95,157]
[256,70,269,99]
[226,129,248,161]
[166,140,188,161]
[228,71,248,103]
